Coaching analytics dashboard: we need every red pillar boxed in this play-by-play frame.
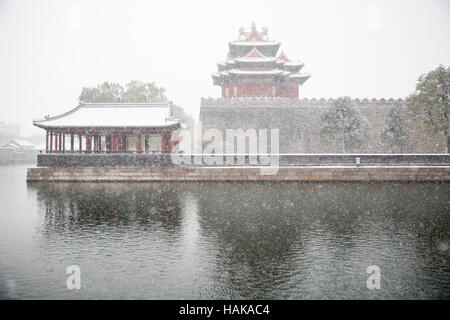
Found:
[136,133,142,153]
[161,132,171,153]
[125,135,129,152]
[85,134,91,153]
[58,133,62,152]
[111,133,115,153]
[62,134,65,153]
[167,132,172,153]
[70,134,74,152]
[79,134,82,152]
[45,131,49,153]
[50,132,53,153]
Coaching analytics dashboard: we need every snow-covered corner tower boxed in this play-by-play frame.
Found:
[200,24,443,153]
[212,22,310,99]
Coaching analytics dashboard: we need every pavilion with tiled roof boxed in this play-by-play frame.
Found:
[33,102,181,154]
[212,22,310,98]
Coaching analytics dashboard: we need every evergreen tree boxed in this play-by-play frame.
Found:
[320,96,370,153]
[381,106,410,152]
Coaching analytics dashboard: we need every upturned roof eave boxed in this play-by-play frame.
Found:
[33,122,181,131]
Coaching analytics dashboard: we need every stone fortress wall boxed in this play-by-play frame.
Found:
[200,97,445,153]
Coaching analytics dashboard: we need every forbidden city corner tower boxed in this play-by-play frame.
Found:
[212,22,310,99]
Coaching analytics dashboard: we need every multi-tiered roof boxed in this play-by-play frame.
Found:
[212,23,310,98]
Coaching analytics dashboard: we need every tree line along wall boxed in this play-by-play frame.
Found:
[199,98,445,153]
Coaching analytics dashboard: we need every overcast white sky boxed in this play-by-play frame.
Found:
[1,0,450,136]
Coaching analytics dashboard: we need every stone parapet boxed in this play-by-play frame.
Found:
[37,154,450,168]
[27,167,450,182]
[36,154,450,168]
[200,97,405,107]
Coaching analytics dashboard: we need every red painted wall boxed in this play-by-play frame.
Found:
[222,83,298,98]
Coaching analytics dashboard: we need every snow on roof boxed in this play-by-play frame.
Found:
[213,71,230,77]
[229,41,280,46]
[289,73,310,79]
[228,69,283,75]
[284,61,304,67]
[33,103,181,129]
[276,51,290,62]
[244,48,266,58]
[234,48,276,63]
[234,57,276,63]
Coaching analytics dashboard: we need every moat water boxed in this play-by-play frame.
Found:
[0,165,449,299]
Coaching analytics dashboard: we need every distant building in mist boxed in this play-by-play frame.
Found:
[0,139,43,164]
[0,122,20,144]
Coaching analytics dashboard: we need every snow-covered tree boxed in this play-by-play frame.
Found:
[79,82,124,103]
[406,65,450,153]
[381,106,410,153]
[320,96,370,153]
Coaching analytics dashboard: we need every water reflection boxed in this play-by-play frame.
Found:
[18,181,450,298]
[34,183,183,233]
[193,183,450,299]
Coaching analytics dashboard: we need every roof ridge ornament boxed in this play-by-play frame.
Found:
[238,22,269,42]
